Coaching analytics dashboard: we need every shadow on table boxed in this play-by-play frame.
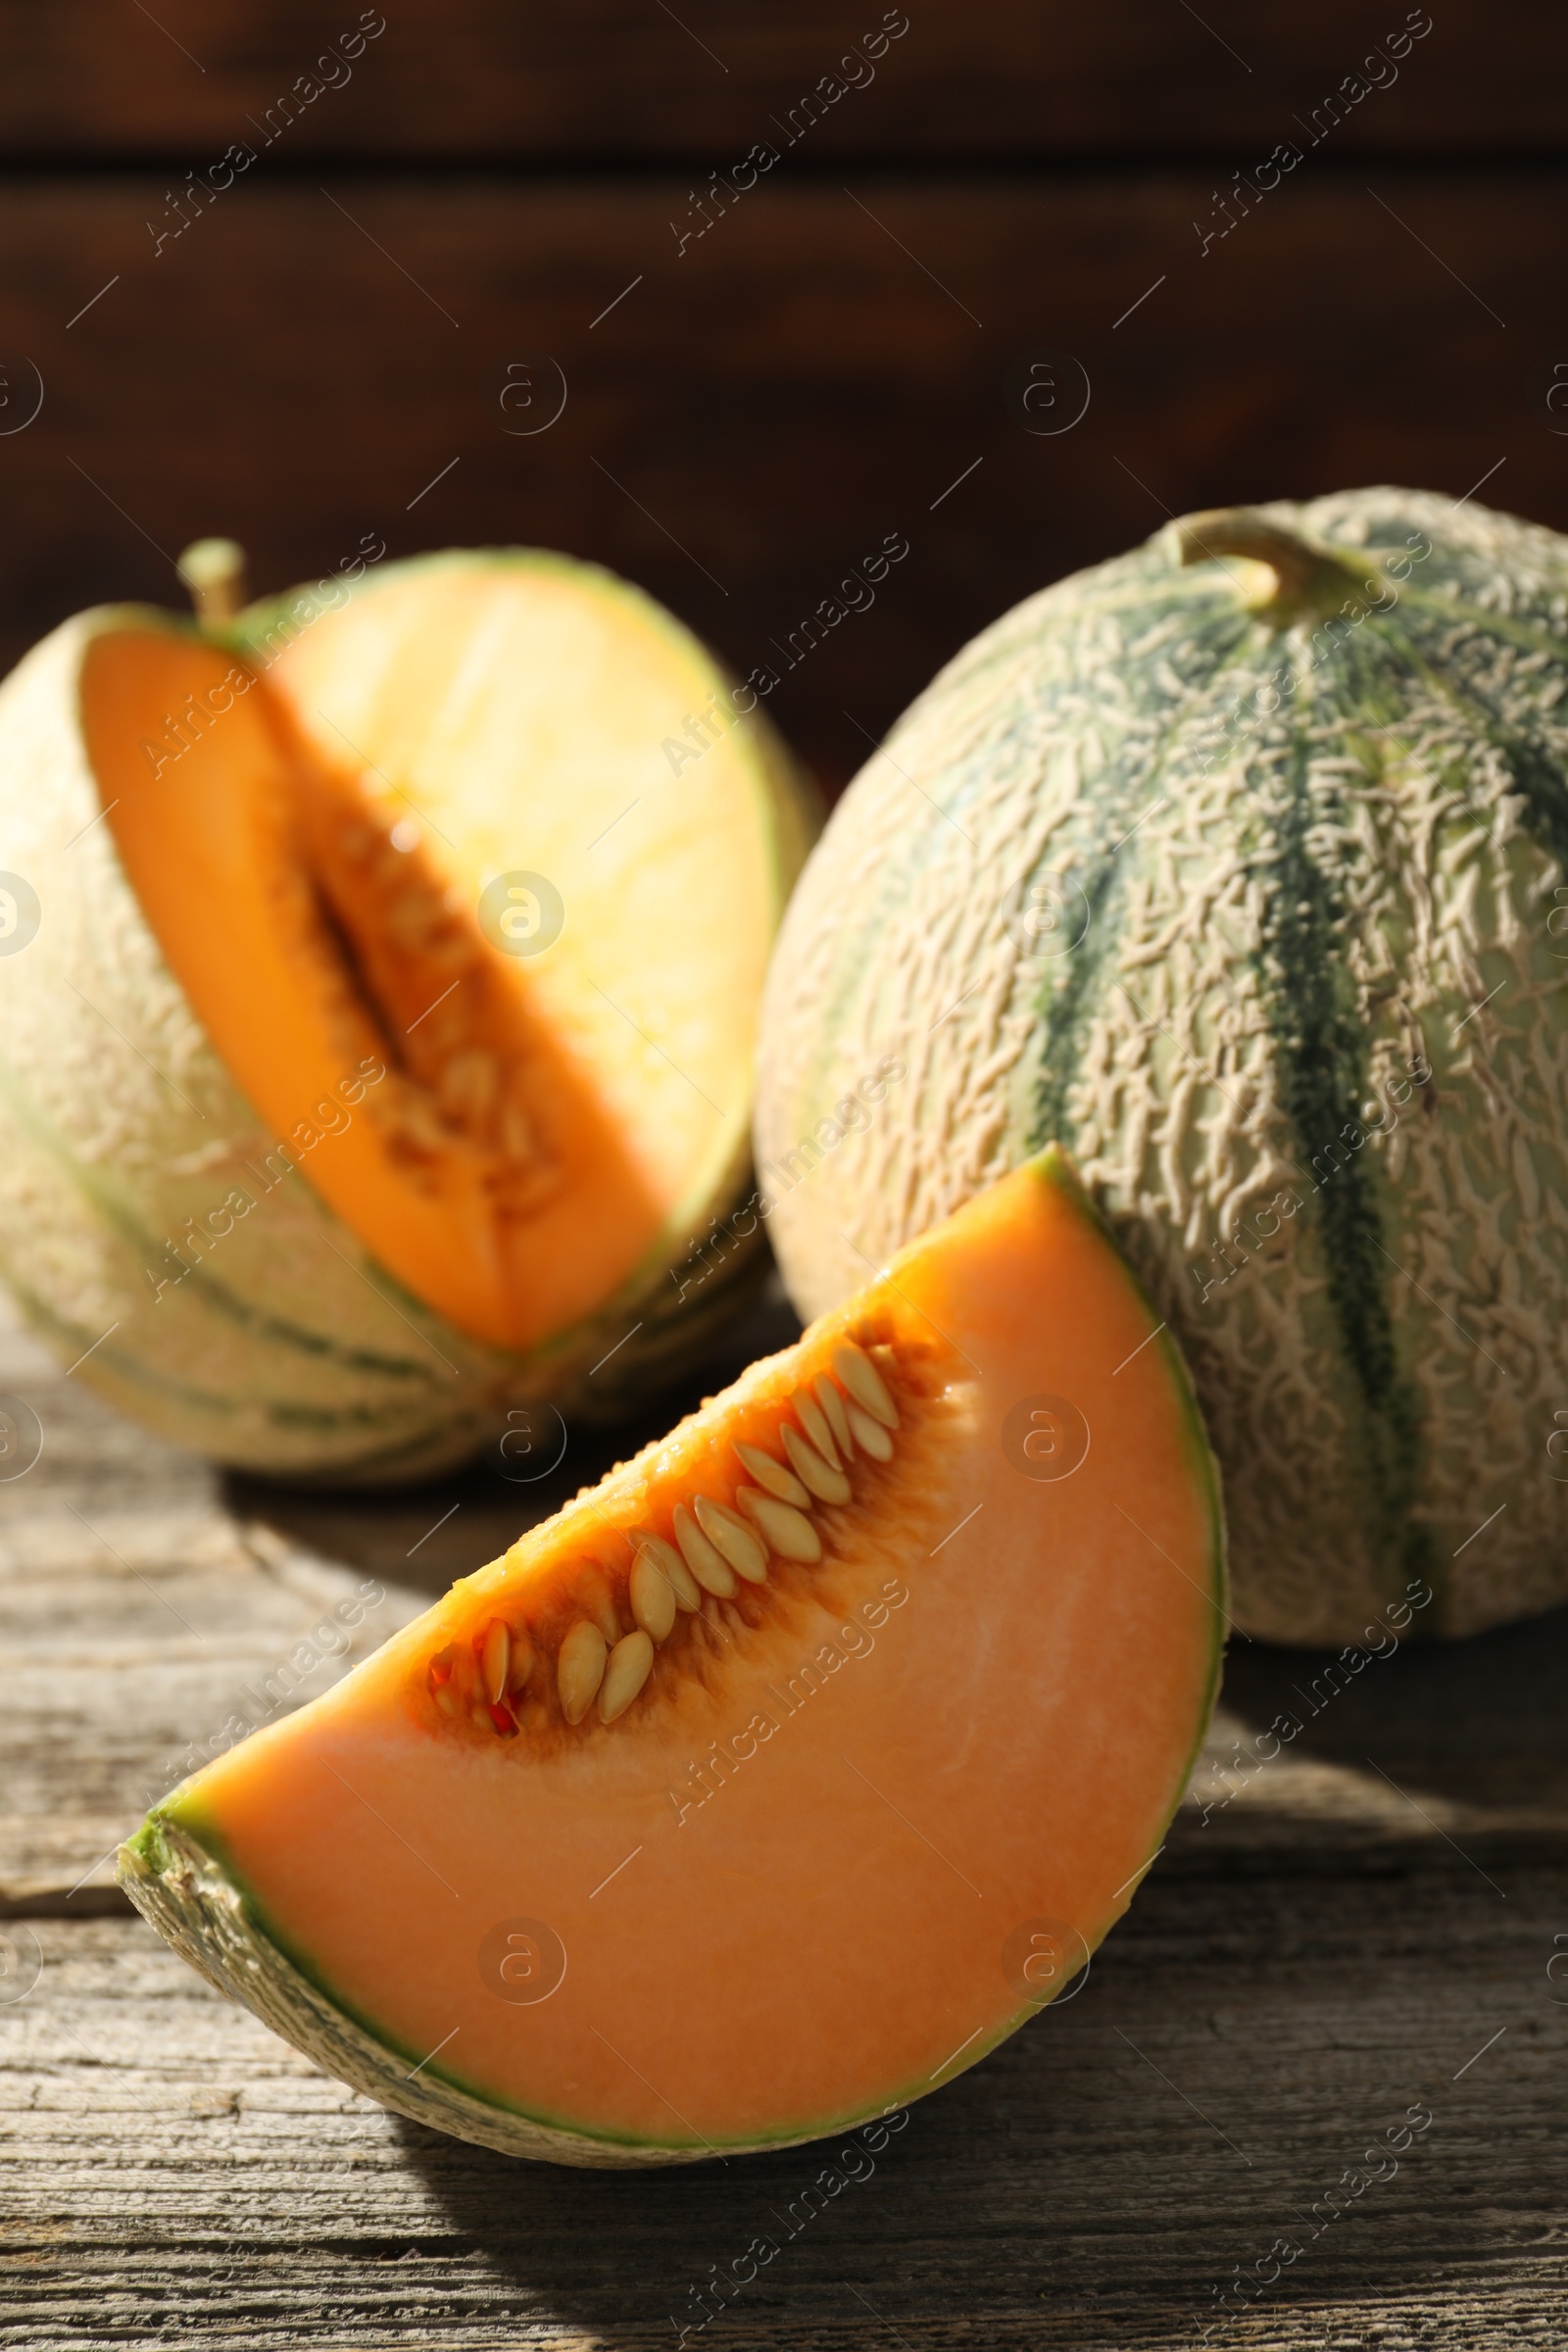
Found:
[1216,1598,1568,1813]
[385,1839,1568,2347]
[222,1274,805,1599]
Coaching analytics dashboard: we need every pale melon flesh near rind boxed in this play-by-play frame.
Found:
[120,1152,1225,2166]
[0,551,812,1478]
[756,485,1568,1643]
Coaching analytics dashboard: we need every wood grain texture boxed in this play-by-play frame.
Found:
[0,2,1563,161]
[6,1221,1568,2339]
[2,7,1562,2334]
[2,1882,1565,2347]
[0,1281,802,1902]
[0,172,1560,788]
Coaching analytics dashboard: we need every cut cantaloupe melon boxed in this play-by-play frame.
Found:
[120,1149,1225,2164]
[0,545,814,1478]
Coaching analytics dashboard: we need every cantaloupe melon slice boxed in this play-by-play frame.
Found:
[120,1150,1224,2165]
[0,547,812,1477]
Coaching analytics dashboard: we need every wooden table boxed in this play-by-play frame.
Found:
[3,1290,1565,2349]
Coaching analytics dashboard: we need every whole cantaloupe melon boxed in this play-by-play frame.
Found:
[757,488,1568,1644]
[0,545,814,1481]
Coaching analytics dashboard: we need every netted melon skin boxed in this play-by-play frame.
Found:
[0,612,784,1481]
[757,487,1568,1644]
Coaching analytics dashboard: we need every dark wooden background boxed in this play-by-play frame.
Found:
[6,12,1568,2346]
[2,2,1565,787]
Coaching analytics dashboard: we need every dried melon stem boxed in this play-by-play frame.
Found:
[1170,506,1377,621]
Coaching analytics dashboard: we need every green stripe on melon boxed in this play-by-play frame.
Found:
[757,487,1568,1643]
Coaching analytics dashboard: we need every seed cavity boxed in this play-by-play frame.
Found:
[737,1488,822,1562]
[599,1630,655,1724]
[441,1047,501,1129]
[500,1097,540,1165]
[427,1343,910,1745]
[629,1546,678,1642]
[694,1494,770,1585]
[780,1421,852,1504]
[814,1373,853,1457]
[558,1620,608,1725]
[736,1441,809,1509]
[847,1401,894,1461]
[428,1643,460,1715]
[674,1502,738,1598]
[834,1341,900,1429]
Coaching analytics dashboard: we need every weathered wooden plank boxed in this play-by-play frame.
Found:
[9,1265,1568,1912]
[1,1870,1565,2346]
[0,1,1559,161]
[0,1277,807,1900]
[0,1301,422,1901]
[0,172,1557,788]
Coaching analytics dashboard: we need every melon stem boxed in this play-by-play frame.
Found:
[176,537,248,625]
[1169,507,1364,622]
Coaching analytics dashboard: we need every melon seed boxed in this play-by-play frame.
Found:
[599,1630,655,1724]
[392,1087,452,1153]
[814,1373,853,1456]
[847,1402,894,1462]
[506,1627,536,1699]
[672,1502,737,1598]
[736,1488,822,1562]
[558,1620,608,1724]
[578,1564,619,1644]
[796,1388,842,1470]
[441,1048,500,1127]
[736,1441,809,1508]
[694,1494,770,1585]
[479,1618,511,1706]
[500,1099,539,1163]
[781,1422,853,1505]
[634,1528,701,1612]
[629,1546,677,1642]
[834,1341,900,1429]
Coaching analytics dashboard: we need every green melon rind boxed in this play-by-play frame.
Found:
[0,558,813,1480]
[117,1149,1227,2165]
[118,1813,700,2167]
[122,1806,930,2163]
[756,487,1568,1643]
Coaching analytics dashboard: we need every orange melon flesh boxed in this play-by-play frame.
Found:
[81,560,787,1351]
[123,1151,1224,2161]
